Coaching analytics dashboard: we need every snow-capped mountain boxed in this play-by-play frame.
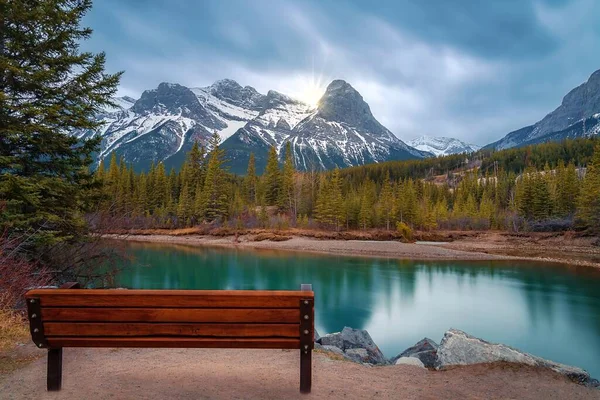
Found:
[77,80,266,171]
[488,68,600,150]
[408,136,480,157]
[223,80,429,173]
[80,79,429,172]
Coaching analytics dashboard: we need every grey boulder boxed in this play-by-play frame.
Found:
[436,329,592,386]
[317,327,387,365]
[394,357,426,368]
[391,337,438,368]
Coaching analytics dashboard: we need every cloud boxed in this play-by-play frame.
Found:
[83,0,600,146]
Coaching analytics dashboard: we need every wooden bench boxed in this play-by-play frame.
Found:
[25,283,315,393]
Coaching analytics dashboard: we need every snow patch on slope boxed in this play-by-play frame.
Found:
[408,136,480,157]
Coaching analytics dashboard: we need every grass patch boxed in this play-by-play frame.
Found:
[252,232,292,242]
[0,310,28,351]
[0,310,45,376]
[314,348,351,362]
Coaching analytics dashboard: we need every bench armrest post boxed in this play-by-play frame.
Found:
[299,284,313,394]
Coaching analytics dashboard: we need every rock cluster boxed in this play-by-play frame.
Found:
[315,327,387,365]
[390,337,438,368]
[314,327,597,387]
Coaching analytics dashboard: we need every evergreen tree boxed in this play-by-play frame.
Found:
[397,179,418,225]
[0,0,121,246]
[243,153,257,205]
[200,132,228,221]
[329,169,344,230]
[107,153,120,195]
[555,161,579,217]
[357,179,376,229]
[577,143,600,232]
[314,175,331,225]
[167,167,178,214]
[117,159,131,213]
[177,182,192,224]
[358,189,372,230]
[95,159,106,183]
[279,143,296,215]
[314,170,344,230]
[377,172,395,230]
[531,174,551,221]
[516,170,534,219]
[152,162,168,213]
[135,173,148,216]
[264,146,280,206]
[184,141,206,191]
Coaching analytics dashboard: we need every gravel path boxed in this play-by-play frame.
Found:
[1,348,598,400]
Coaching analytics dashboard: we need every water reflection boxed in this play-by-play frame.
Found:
[115,242,600,377]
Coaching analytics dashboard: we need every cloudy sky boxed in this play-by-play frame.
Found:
[83,0,600,145]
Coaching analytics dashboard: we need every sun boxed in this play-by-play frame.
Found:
[298,81,326,107]
[294,74,327,107]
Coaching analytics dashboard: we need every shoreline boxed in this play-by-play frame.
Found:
[104,232,600,269]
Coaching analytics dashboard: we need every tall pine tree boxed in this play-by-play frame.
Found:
[279,143,296,215]
[264,146,280,206]
[0,0,121,246]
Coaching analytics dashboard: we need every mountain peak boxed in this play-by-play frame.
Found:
[317,79,376,129]
[588,68,600,82]
[156,82,185,91]
[210,78,242,91]
[132,81,209,120]
[207,79,264,110]
[321,80,362,102]
[265,90,306,107]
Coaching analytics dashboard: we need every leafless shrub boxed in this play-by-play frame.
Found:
[0,230,52,311]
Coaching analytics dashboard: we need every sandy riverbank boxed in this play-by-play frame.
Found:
[106,231,600,269]
[1,346,598,400]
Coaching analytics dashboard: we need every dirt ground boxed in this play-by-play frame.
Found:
[109,230,600,269]
[0,346,598,400]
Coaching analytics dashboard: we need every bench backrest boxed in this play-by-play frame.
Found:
[25,288,315,351]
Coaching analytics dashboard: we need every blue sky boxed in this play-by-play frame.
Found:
[83,0,600,145]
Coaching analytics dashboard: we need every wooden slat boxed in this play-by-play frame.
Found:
[26,289,313,308]
[42,308,300,323]
[46,337,300,349]
[44,323,299,338]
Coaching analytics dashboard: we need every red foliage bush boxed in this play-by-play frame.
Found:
[0,230,52,310]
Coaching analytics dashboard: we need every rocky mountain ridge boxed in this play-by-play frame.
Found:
[489,68,600,150]
[408,136,480,157]
[79,79,434,173]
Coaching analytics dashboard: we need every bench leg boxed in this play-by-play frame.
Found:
[300,348,312,393]
[47,348,63,391]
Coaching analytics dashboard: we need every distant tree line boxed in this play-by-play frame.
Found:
[95,137,600,235]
